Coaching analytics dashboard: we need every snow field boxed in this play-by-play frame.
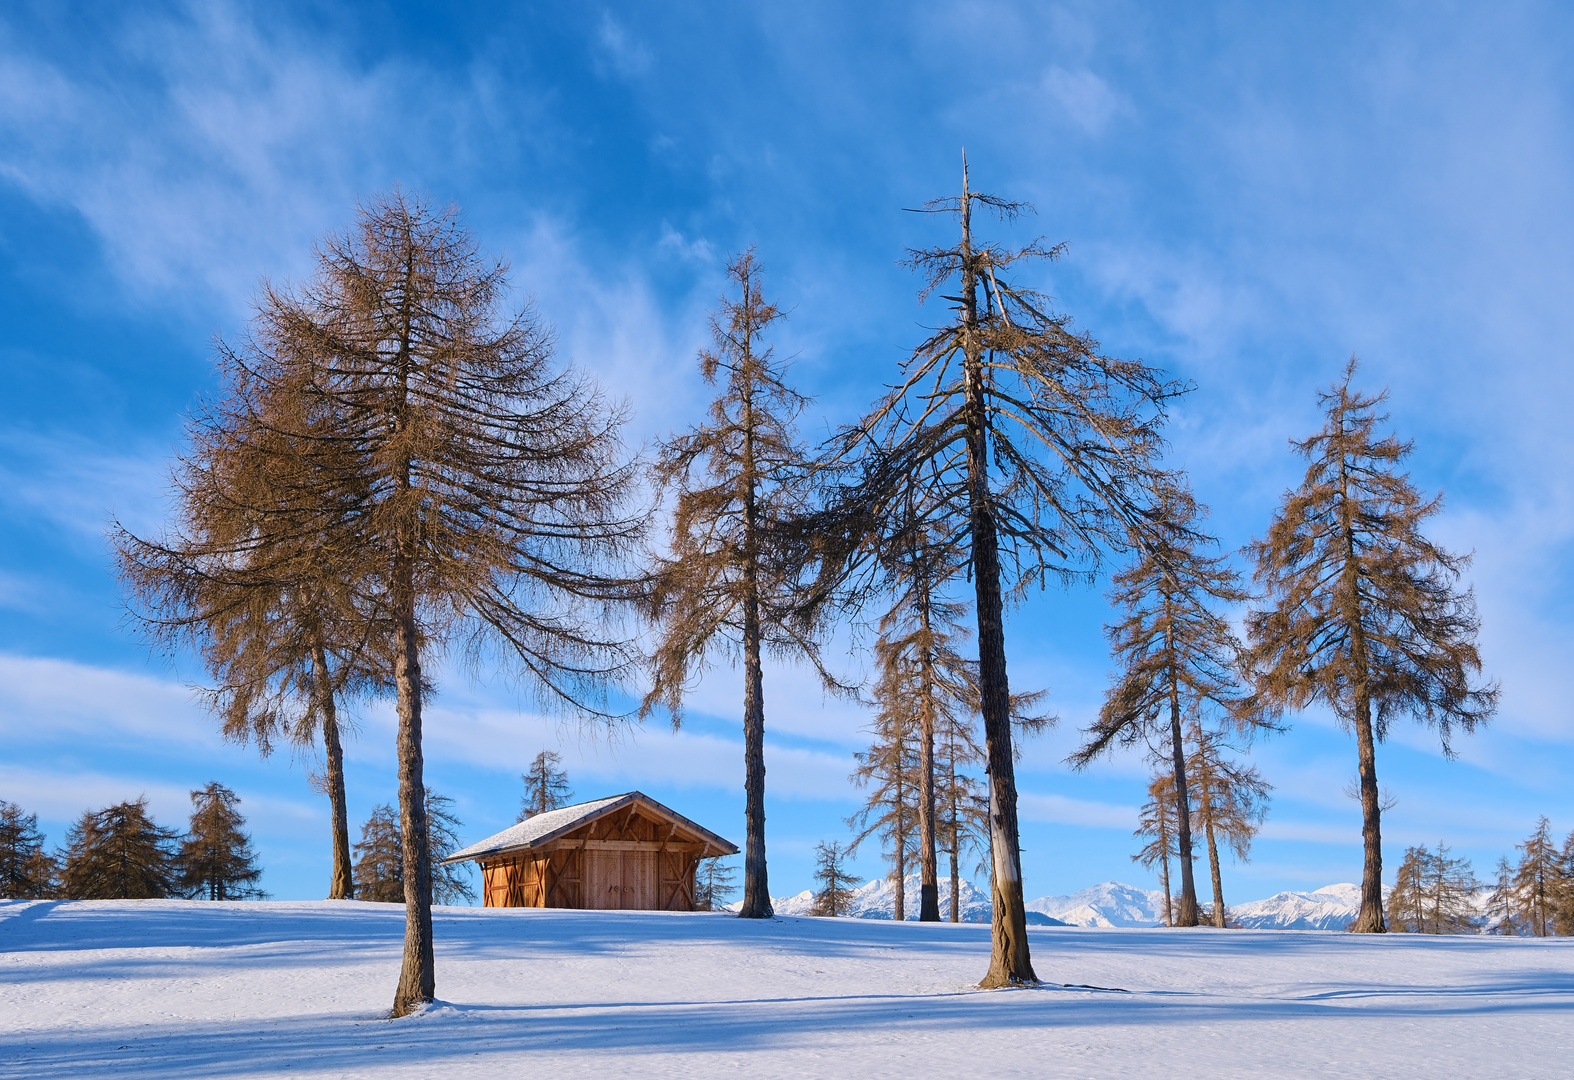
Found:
[3,899,1572,1078]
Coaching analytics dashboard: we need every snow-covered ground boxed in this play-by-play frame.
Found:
[4,899,1572,1078]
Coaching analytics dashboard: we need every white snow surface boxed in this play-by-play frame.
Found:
[5,899,1573,1078]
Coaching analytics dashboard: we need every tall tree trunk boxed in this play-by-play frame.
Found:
[1167,639,1200,926]
[1204,812,1227,928]
[960,169,1036,988]
[390,587,434,1015]
[893,792,906,923]
[917,595,941,922]
[389,262,434,1017]
[1350,686,1385,932]
[313,640,354,900]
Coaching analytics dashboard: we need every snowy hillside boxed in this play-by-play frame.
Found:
[5,898,1573,1078]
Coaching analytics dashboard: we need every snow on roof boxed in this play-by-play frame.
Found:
[442,791,738,864]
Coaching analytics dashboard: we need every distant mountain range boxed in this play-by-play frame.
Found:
[763,878,1383,931]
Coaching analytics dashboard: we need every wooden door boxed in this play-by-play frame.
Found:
[622,850,656,909]
[584,850,623,909]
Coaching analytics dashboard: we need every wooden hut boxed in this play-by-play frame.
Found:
[442,791,739,911]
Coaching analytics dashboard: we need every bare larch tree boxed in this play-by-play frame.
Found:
[810,840,861,917]
[847,639,920,920]
[1132,771,1179,927]
[1185,720,1270,928]
[1245,359,1497,933]
[805,160,1183,984]
[1069,490,1262,926]
[211,192,645,1015]
[116,369,391,903]
[642,251,826,919]
[520,750,573,818]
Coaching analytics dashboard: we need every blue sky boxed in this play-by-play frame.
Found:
[2,1,1572,905]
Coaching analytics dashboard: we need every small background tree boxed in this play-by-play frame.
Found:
[179,782,265,900]
[1388,842,1480,934]
[353,804,405,903]
[353,791,474,907]
[1186,721,1270,928]
[0,801,58,899]
[1132,772,1180,927]
[520,751,573,819]
[695,856,739,911]
[810,841,860,917]
[847,643,919,921]
[60,798,180,900]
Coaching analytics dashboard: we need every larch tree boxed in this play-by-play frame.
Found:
[935,673,989,922]
[1485,856,1523,935]
[520,750,573,819]
[695,856,739,911]
[115,389,387,904]
[60,798,180,900]
[1508,817,1565,937]
[641,251,828,920]
[179,782,265,900]
[1070,490,1263,927]
[1185,721,1270,928]
[353,804,405,903]
[0,801,58,899]
[1388,843,1479,935]
[195,193,644,1014]
[353,790,474,907]
[805,161,1183,984]
[1132,772,1180,927]
[847,646,919,920]
[1245,359,1497,933]
[810,841,860,917]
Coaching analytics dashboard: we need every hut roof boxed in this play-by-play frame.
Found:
[442,791,739,864]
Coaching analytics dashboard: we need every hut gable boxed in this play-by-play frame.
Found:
[444,791,737,912]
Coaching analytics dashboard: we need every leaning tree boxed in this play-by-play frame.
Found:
[641,250,832,919]
[199,192,646,1015]
[805,161,1184,985]
[1069,489,1268,926]
[1245,358,1497,933]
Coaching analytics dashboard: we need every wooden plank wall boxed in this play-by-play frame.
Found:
[480,803,714,911]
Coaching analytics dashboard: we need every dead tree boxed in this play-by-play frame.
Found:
[1245,359,1497,932]
[804,160,1183,985]
[1069,489,1265,926]
[186,192,645,1015]
[520,751,573,818]
[641,251,829,919]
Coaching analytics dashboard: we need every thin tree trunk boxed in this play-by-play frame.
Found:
[737,356,772,918]
[1204,813,1227,928]
[313,640,354,900]
[1159,850,1172,927]
[915,566,941,921]
[893,795,906,923]
[960,167,1036,988]
[1167,634,1200,926]
[948,782,961,923]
